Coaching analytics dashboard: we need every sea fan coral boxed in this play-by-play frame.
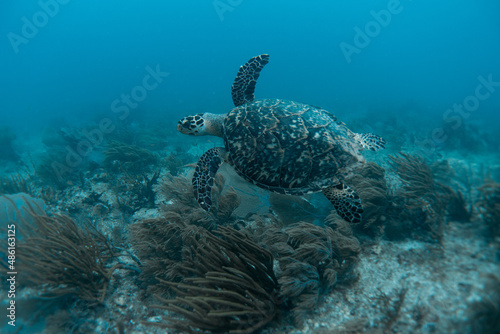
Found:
[348,162,389,234]
[35,148,82,188]
[150,226,281,333]
[477,180,500,239]
[0,197,118,304]
[129,219,199,292]
[263,220,360,323]
[387,153,450,242]
[389,153,438,208]
[103,140,158,175]
[159,172,240,228]
[0,193,46,227]
[0,173,33,195]
[113,171,160,213]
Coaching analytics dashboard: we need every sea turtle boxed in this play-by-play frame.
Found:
[177,54,385,224]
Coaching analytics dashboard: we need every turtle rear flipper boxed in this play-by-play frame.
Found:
[193,147,226,211]
[323,183,363,224]
[355,133,386,151]
[231,54,270,107]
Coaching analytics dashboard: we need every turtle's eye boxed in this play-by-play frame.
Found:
[177,116,204,135]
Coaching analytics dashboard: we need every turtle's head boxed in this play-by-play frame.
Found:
[177,113,224,137]
[177,113,206,136]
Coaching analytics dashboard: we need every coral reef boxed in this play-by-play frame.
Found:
[0,198,119,304]
[158,173,241,228]
[477,180,500,240]
[41,125,87,149]
[387,153,477,243]
[386,153,449,242]
[0,193,46,229]
[37,123,107,189]
[3,109,499,334]
[103,140,158,175]
[430,159,472,222]
[467,274,500,333]
[150,226,281,333]
[163,153,185,176]
[35,149,82,189]
[389,153,440,210]
[348,162,389,235]
[262,219,360,323]
[441,121,489,152]
[113,171,160,213]
[105,124,136,145]
[130,171,242,293]
[135,124,169,150]
[102,121,169,151]
[0,126,19,161]
[129,219,191,293]
[0,173,33,195]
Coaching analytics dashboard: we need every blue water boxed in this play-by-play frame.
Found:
[1,0,499,135]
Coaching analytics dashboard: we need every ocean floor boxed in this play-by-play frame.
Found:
[287,222,499,334]
[3,212,497,334]
[1,129,499,334]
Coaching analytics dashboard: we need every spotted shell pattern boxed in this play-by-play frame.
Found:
[223,98,365,195]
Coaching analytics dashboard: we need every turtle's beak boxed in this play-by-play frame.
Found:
[177,118,195,135]
[177,114,205,136]
[177,119,188,133]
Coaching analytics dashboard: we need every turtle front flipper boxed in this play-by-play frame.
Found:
[323,183,363,224]
[355,133,386,151]
[231,54,270,107]
[193,147,226,211]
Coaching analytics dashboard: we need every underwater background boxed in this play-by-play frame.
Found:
[1,0,500,333]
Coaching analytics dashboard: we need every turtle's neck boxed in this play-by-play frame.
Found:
[203,113,225,138]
